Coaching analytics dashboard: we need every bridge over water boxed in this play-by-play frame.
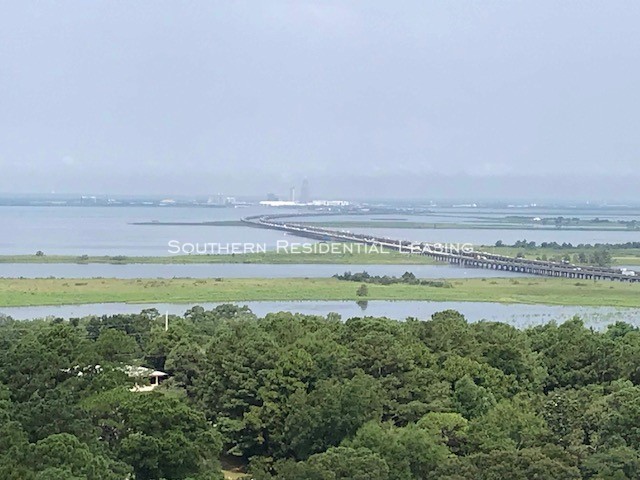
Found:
[243,214,640,283]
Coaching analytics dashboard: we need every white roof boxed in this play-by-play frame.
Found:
[123,365,153,377]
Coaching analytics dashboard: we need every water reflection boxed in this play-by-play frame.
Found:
[2,300,639,330]
[356,300,368,311]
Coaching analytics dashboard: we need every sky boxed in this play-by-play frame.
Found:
[1,1,639,200]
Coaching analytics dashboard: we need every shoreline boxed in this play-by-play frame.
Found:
[1,248,638,266]
[0,250,442,266]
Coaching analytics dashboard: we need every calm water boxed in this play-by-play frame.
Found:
[300,207,640,245]
[295,206,640,223]
[1,300,638,329]
[0,205,299,256]
[0,263,528,279]
[1,205,639,258]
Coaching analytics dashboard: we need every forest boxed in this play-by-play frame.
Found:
[2,306,640,479]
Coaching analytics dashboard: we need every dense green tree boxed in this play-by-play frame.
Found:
[86,389,223,479]
[452,374,496,419]
[441,354,512,402]
[0,323,95,403]
[32,433,131,480]
[86,309,158,350]
[582,446,640,479]
[417,412,469,454]
[346,420,451,479]
[609,329,640,384]
[164,339,207,394]
[306,447,390,480]
[284,372,384,459]
[528,318,617,390]
[471,321,547,392]
[467,396,549,452]
[94,328,140,363]
[356,283,369,297]
[593,384,640,450]
[469,447,581,480]
[0,384,34,480]
[417,310,480,359]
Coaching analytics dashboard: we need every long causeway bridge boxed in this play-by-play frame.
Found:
[243,213,640,283]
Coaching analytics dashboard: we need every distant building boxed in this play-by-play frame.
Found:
[310,200,350,206]
[80,195,97,204]
[207,194,235,206]
[266,193,279,201]
[259,200,298,207]
[290,187,296,202]
[260,198,348,207]
[127,366,170,393]
[207,193,225,205]
[300,179,310,203]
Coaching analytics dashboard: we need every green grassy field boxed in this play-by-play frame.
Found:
[2,277,640,308]
[3,245,637,266]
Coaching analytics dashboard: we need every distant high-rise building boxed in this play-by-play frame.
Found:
[207,193,226,205]
[290,187,296,202]
[300,178,310,203]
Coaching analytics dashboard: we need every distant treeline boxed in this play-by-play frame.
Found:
[334,271,452,288]
[495,240,640,250]
[494,241,615,266]
[506,216,640,228]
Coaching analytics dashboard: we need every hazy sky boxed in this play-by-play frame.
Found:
[1,1,639,199]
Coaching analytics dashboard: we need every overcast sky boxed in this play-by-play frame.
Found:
[1,1,639,200]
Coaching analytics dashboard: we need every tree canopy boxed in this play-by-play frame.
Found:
[1,306,640,478]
